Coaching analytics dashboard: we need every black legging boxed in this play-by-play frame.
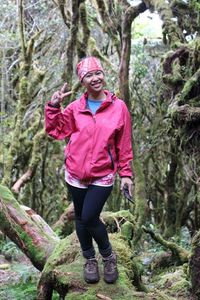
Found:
[67,184,113,259]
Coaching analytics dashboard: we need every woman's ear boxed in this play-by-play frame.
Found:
[80,78,85,86]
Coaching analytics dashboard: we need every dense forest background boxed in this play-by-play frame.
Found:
[0,0,200,299]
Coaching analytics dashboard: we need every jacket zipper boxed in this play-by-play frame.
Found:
[108,145,114,170]
[85,113,96,182]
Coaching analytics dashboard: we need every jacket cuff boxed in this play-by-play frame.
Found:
[119,170,133,178]
[47,102,61,108]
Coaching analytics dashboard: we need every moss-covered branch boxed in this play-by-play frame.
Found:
[171,0,199,36]
[142,226,189,264]
[0,185,59,270]
[95,0,118,37]
[145,0,184,46]
[94,0,121,57]
[170,104,200,124]
[11,130,47,194]
[53,202,74,237]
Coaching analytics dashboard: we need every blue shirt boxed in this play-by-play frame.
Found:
[87,99,103,114]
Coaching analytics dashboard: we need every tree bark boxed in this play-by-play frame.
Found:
[62,0,84,84]
[118,2,147,107]
[189,230,200,299]
[17,0,26,63]
[132,143,148,245]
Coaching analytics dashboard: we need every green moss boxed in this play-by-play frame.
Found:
[171,278,190,293]
[79,2,90,51]
[102,210,135,222]
[40,232,147,299]
[152,266,190,298]
[19,76,28,92]
[121,221,133,241]
[0,184,57,269]
[152,0,183,46]
[30,130,46,168]
[0,185,16,202]
[27,68,45,96]
[0,282,36,300]
[19,231,46,264]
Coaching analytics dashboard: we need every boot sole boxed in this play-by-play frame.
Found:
[84,278,100,284]
[104,272,119,284]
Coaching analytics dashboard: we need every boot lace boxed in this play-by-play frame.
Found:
[85,259,97,272]
[104,257,115,273]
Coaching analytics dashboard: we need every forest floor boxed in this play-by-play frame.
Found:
[0,246,194,300]
[0,253,40,300]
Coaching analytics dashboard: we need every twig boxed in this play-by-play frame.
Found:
[96,294,112,300]
[113,216,121,232]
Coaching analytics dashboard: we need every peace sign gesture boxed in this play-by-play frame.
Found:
[50,83,72,106]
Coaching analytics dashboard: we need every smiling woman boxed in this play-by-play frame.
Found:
[44,56,133,285]
[81,70,106,98]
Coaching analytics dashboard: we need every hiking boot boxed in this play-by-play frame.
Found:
[84,258,100,283]
[103,252,119,284]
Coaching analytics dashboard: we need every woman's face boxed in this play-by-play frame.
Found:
[81,70,105,93]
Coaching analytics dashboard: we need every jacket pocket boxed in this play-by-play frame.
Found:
[64,140,71,164]
[108,145,114,170]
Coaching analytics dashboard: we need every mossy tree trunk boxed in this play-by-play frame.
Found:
[161,38,200,236]
[118,2,147,107]
[2,0,46,192]
[162,143,178,237]
[62,0,83,85]
[159,5,200,296]
[189,228,200,299]
[132,143,148,245]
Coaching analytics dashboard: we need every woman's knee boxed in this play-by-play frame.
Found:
[81,215,100,227]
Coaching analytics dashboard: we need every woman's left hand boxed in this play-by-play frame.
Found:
[120,177,133,197]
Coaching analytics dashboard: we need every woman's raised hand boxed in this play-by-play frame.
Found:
[51,83,72,106]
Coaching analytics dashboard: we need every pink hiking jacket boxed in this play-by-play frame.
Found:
[45,90,133,181]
